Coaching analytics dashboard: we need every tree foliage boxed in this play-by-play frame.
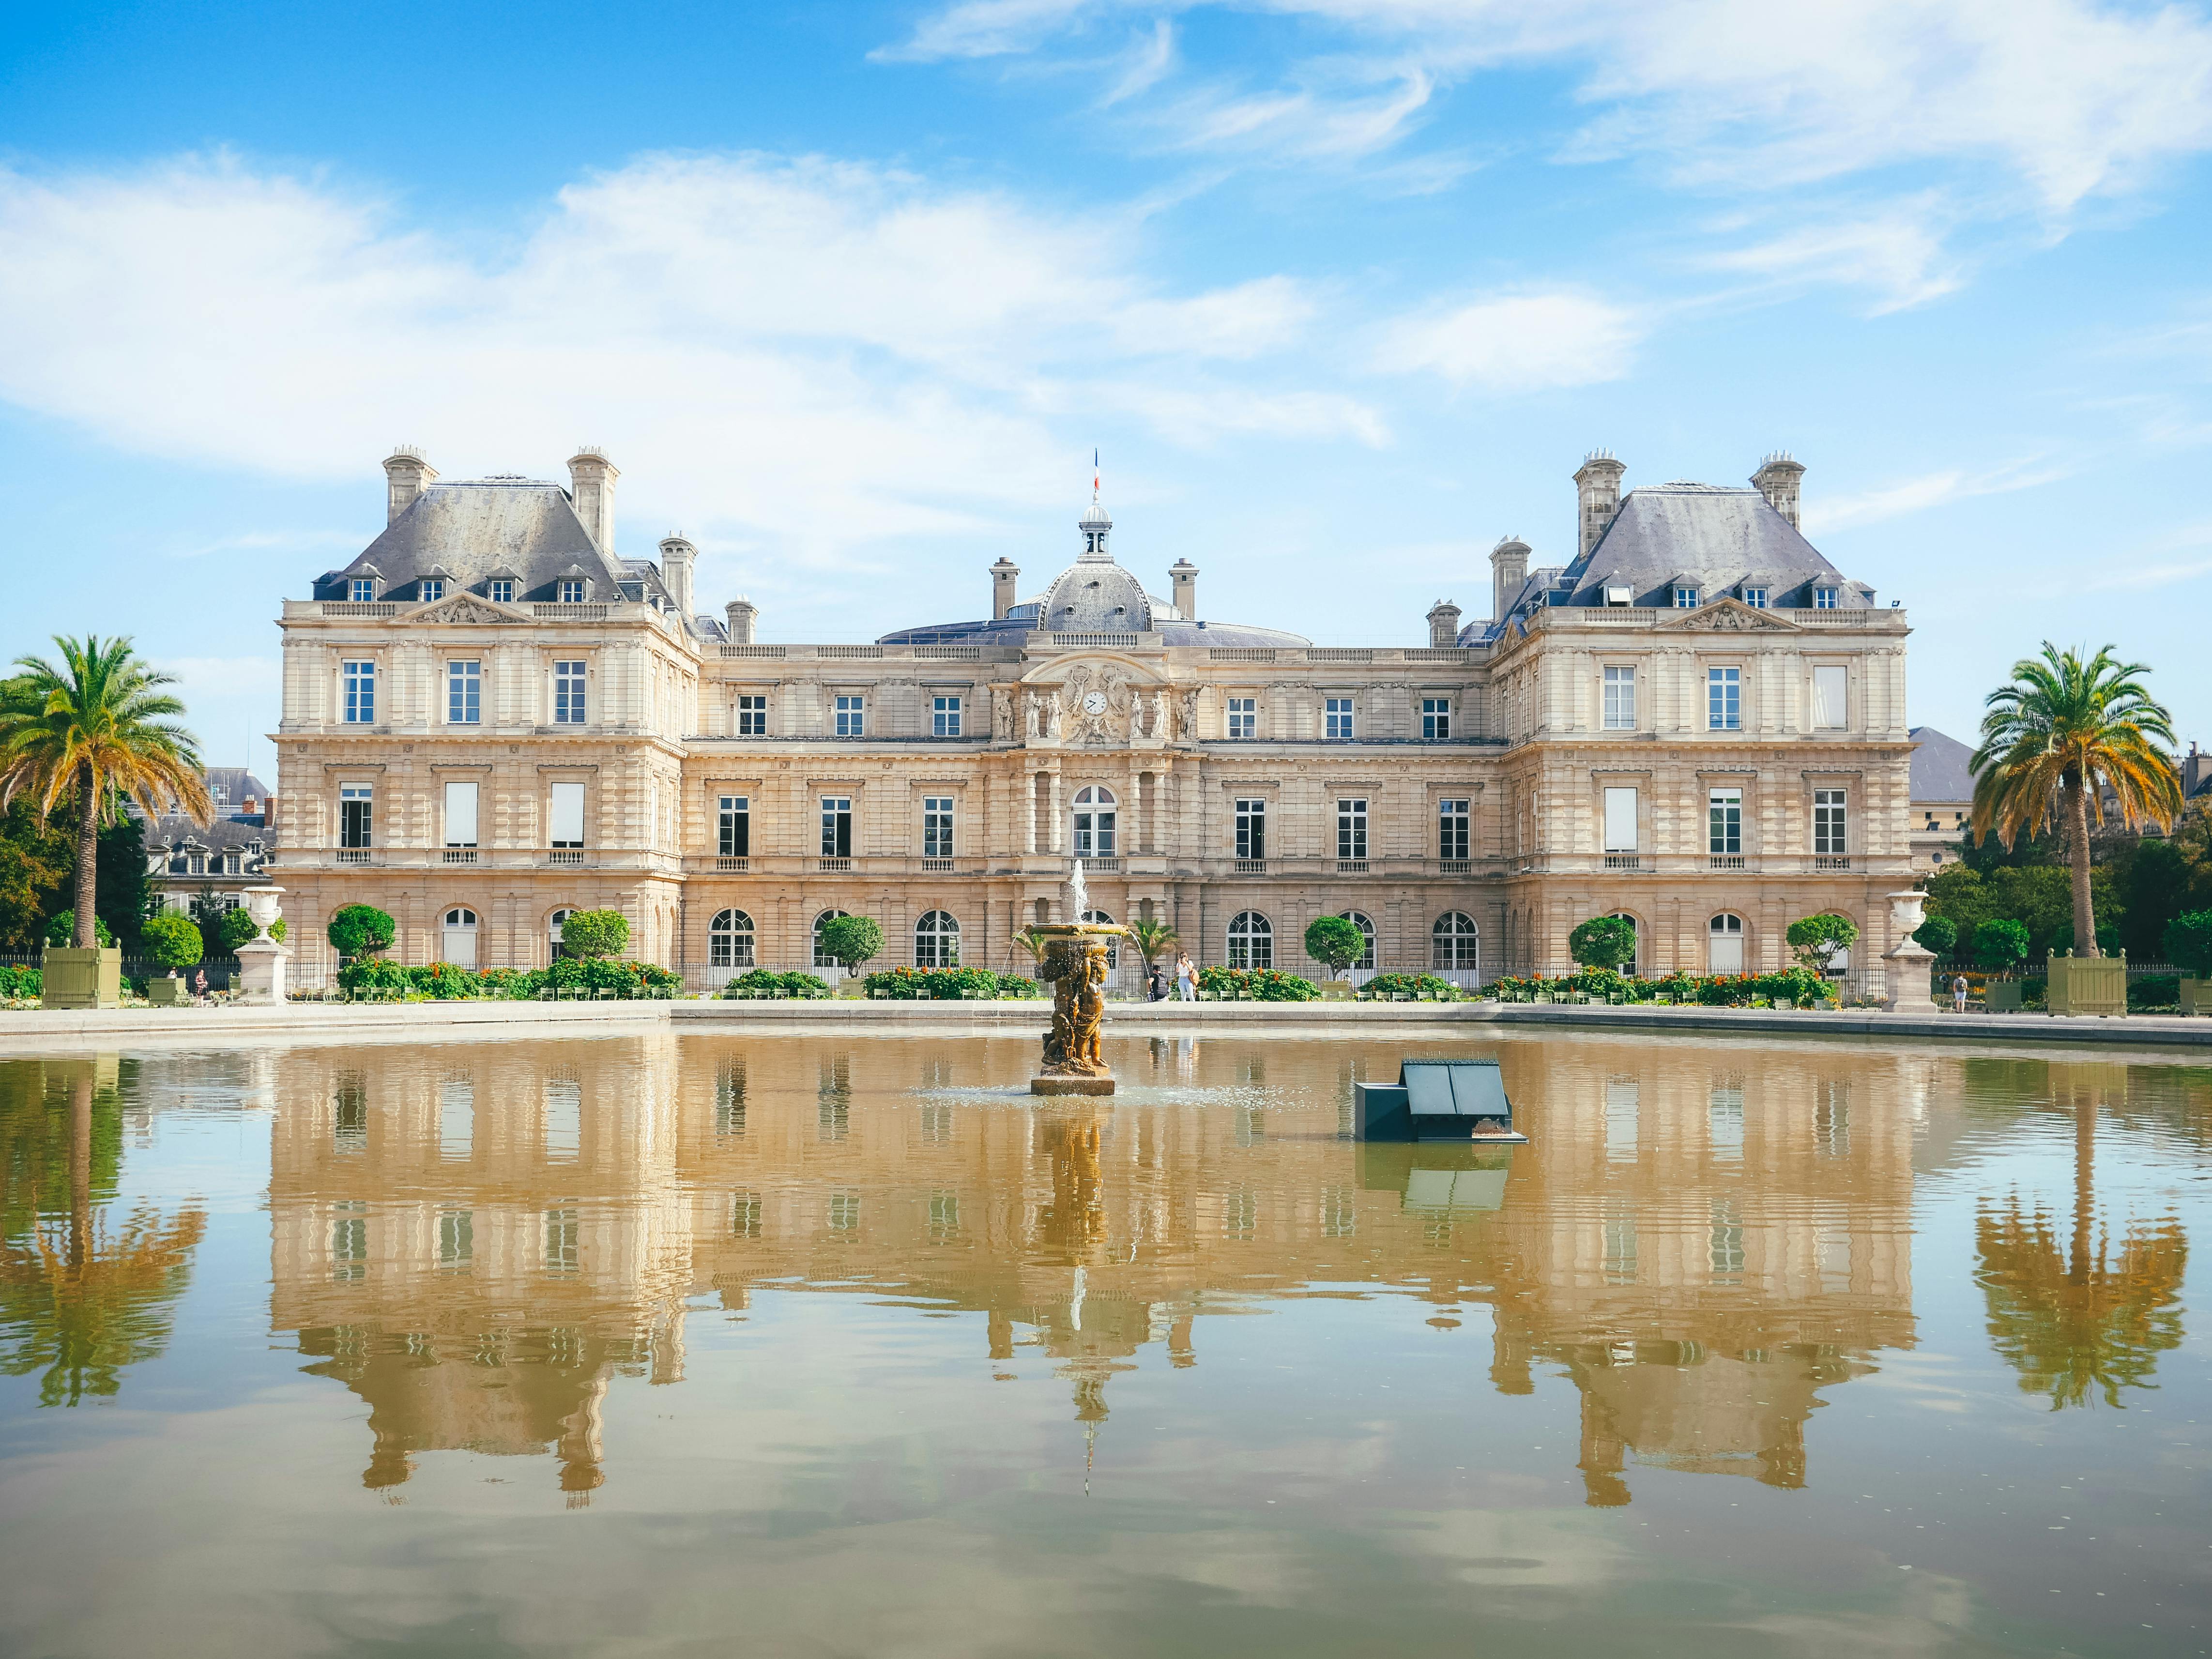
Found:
[1785,913,1860,973]
[206,906,260,954]
[1568,915,1637,973]
[326,903,396,959]
[1911,914,1957,957]
[818,913,883,970]
[140,911,204,972]
[557,909,630,960]
[2163,910,2212,978]
[44,910,113,948]
[1126,917,1180,965]
[1303,914,1366,977]
[1973,916,2031,973]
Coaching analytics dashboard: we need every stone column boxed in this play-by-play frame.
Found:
[1048,770,1063,855]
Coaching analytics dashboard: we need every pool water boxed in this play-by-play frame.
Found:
[1,1029,2208,1657]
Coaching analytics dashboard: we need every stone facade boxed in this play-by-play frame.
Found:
[274,447,1916,989]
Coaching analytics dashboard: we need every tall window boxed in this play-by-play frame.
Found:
[1674,585,1699,608]
[1709,788,1742,855]
[349,578,375,602]
[914,910,960,968]
[1813,665,1847,730]
[932,696,961,737]
[420,578,444,602]
[834,695,865,737]
[549,781,586,849]
[1337,798,1367,860]
[811,910,848,969]
[1226,697,1257,739]
[1432,912,1480,971]
[442,781,478,848]
[1072,786,1115,856]
[923,796,954,859]
[1603,665,1636,730]
[557,579,586,603]
[1742,586,1768,609]
[1603,786,1638,853]
[1438,798,1470,861]
[339,785,372,849]
[447,660,481,724]
[1234,798,1266,859]
[1707,667,1740,730]
[1814,586,1838,609]
[718,795,750,857]
[735,695,767,735]
[1338,911,1376,970]
[553,660,586,725]
[549,909,575,958]
[488,579,515,604]
[820,797,852,858]
[710,909,755,969]
[1227,911,1272,969]
[1325,698,1355,740]
[342,660,375,724]
[1421,697,1451,739]
[1814,788,1847,854]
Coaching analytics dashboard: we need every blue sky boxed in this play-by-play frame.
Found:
[3,0,2209,779]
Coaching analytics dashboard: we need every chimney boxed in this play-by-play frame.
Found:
[658,534,696,617]
[1427,600,1462,648]
[725,596,757,645]
[566,447,619,553]
[382,446,437,524]
[1169,558,1197,621]
[1751,452,1805,528]
[991,557,1020,622]
[1490,536,1531,623]
[1573,451,1625,558]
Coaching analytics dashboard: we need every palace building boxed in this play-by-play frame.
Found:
[273,445,1914,990]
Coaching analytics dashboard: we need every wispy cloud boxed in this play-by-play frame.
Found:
[1806,454,2070,533]
[1699,197,1968,313]
[1373,291,1643,393]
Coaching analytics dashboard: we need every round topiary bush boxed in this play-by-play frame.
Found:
[210,906,260,954]
[44,910,115,949]
[558,909,630,960]
[141,911,204,973]
[1303,915,1365,979]
[1569,915,1637,973]
[818,914,884,972]
[327,903,396,959]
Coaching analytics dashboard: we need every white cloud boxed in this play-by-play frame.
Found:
[1804,454,2069,532]
[1699,199,1967,312]
[1372,291,1643,392]
[0,152,1377,560]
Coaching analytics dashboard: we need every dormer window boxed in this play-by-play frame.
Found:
[349,578,375,602]
[1674,586,1699,608]
[1814,586,1838,609]
[420,578,444,602]
[1743,586,1768,609]
[1603,586,1632,607]
[488,579,515,604]
[558,579,586,603]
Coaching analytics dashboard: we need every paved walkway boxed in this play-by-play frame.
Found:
[1,996,2205,1051]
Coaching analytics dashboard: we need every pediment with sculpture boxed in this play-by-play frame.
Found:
[406,595,525,626]
[1002,654,1182,746]
[1661,597,1801,633]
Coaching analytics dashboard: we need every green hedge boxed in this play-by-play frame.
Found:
[0,964,42,998]
[336,957,681,999]
[1196,966,1320,1001]
[1488,967,1836,1006]
[860,966,1034,999]
[722,969,831,998]
[1362,972,1464,999]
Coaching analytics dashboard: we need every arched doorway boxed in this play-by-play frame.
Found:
[442,907,479,967]
[1709,912,1745,974]
[915,910,961,968]
[812,909,849,971]
[1607,911,1640,976]
[710,909,755,970]
[1228,911,1272,969]
[1432,911,1480,981]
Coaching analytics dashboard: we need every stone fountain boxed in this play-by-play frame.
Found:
[1031,859,1128,1097]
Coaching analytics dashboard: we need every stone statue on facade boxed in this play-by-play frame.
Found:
[993,687,1014,742]
[1179,687,1199,741]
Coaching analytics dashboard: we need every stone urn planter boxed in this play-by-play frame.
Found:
[41,945,120,1009]
[233,885,291,1005]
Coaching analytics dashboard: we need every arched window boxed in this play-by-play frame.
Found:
[1338,911,1376,970]
[710,909,756,970]
[812,909,849,969]
[915,910,961,969]
[442,906,479,967]
[1709,912,1745,974]
[1081,910,1118,969]
[1228,911,1272,970]
[1432,911,1480,971]
[1072,786,1116,857]
[549,907,577,959]
[1607,911,1640,977]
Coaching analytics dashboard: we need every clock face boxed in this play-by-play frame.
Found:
[1081,691,1108,715]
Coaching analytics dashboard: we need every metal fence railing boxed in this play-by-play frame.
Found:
[0,952,242,989]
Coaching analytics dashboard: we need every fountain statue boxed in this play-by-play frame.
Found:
[1030,859,1126,1097]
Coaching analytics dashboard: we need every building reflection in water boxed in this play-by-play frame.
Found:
[259,1032,2194,1507]
[0,1057,206,1407]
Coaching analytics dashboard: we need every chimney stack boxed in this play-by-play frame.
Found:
[1427,600,1463,648]
[658,534,696,617]
[382,446,437,524]
[991,557,1020,621]
[1751,453,1805,528]
[1490,537,1531,624]
[725,596,757,645]
[1169,558,1198,621]
[567,447,619,554]
[1573,451,1625,557]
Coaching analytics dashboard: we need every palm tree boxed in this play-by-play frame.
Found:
[1126,918,1179,969]
[1010,927,1052,972]
[0,637,209,950]
[1969,644,2180,958]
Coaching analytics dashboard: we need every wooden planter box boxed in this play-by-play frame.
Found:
[41,946,121,1009]
[2181,978,2209,1015]
[146,976,189,1005]
[2047,955,2127,1018]
[1985,980,2023,1012]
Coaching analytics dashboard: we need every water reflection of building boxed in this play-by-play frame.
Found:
[269,1030,1926,1504]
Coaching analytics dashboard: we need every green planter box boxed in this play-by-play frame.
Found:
[1317,981,1353,1001]
[41,946,121,1009]
[2047,954,2127,1018]
[1986,980,2023,1012]
[2181,978,2208,1016]
[146,976,189,1005]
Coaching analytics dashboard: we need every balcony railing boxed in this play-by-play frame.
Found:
[441,848,477,865]
[818,857,853,873]
[1709,854,1747,871]
[717,856,750,872]
[1811,855,1852,871]
[1337,858,1369,874]
[1603,853,1642,871]
[920,857,955,873]
[549,848,586,866]
[336,847,373,865]
[1234,858,1267,875]
[1079,856,1121,873]
[1436,859,1470,876]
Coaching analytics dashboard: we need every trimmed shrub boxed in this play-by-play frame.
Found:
[559,909,630,960]
[327,904,396,959]
[819,914,884,972]
[209,906,260,954]
[1973,916,2031,973]
[1912,915,1957,957]
[1196,966,1319,1001]
[1786,913,1860,974]
[1364,972,1463,999]
[141,911,205,972]
[0,964,44,998]
[267,917,288,944]
[1303,915,1366,979]
[1568,916,1637,973]
[862,966,1003,1000]
[44,910,114,948]
[723,968,830,998]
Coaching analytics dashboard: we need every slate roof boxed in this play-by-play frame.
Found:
[314,479,676,610]
[1908,726,1977,803]
[1467,482,1871,643]
[203,767,271,811]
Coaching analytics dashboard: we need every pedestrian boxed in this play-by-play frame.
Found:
[1952,974,1969,1014]
[1147,959,1168,1001]
[194,967,208,1001]
[1175,951,1197,1001]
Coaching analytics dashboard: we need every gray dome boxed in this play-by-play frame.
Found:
[1041,560,1152,631]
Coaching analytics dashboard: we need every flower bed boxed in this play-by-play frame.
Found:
[859,967,1035,1000]
[1196,966,1320,1001]
[1487,967,1836,1006]
[336,957,682,1000]
[722,969,832,999]
[1358,973,1463,1000]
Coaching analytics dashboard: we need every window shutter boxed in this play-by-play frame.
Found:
[549,782,586,845]
[443,781,478,847]
[1603,787,1638,852]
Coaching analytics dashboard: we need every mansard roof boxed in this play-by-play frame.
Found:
[314,479,673,609]
[1907,726,1977,804]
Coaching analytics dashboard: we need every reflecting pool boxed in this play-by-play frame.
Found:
[2,1030,2209,1656]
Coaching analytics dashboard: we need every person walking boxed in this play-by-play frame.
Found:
[1952,974,1969,1014]
[1175,952,1197,1001]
